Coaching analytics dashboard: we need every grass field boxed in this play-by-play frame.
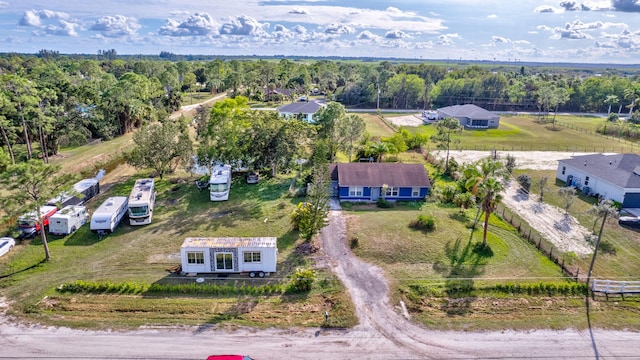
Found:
[360,113,638,153]
[0,169,357,329]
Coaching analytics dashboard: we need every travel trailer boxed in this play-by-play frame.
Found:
[48,205,89,236]
[17,205,58,238]
[180,237,277,277]
[90,196,128,234]
[47,177,100,208]
[128,178,156,225]
[209,164,232,201]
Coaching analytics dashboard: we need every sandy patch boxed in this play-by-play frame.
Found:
[386,114,424,127]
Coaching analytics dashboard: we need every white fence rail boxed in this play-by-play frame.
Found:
[591,279,640,296]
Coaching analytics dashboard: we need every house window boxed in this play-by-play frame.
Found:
[384,187,399,197]
[187,252,204,264]
[585,176,589,186]
[349,186,363,197]
[243,251,262,263]
[562,166,566,175]
[412,187,420,197]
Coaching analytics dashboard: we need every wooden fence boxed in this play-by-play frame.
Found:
[591,279,640,299]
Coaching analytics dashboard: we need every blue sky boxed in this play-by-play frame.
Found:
[1,0,640,63]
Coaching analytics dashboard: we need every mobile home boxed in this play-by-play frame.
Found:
[90,196,128,234]
[180,237,277,277]
[48,177,100,208]
[128,178,156,225]
[49,205,89,235]
[209,165,232,201]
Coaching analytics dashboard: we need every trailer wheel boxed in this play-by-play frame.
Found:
[71,226,76,233]
[249,272,256,278]
[258,272,265,278]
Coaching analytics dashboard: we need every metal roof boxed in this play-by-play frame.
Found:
[559,153,640,189]
[335,163,431,187]
[181,237,277,248]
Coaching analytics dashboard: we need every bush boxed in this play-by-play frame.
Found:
[517,174,532,192]
[289,268,316,292]
[376,198,394,208]
[410,214,436,231]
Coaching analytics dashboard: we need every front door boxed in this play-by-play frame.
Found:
[215,252,234,271]
[371,187,380,201]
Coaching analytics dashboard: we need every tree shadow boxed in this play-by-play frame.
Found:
[0,258,47,279]
[435,236,492,316]
[585,295,601,359]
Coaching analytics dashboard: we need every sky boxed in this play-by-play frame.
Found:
[1,0,640,64]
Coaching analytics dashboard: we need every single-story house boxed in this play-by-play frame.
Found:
[436,104,500,129]
[556,153,640,208]
[180,237,277,276]
[277,101,323,123]
[330,162,431,202]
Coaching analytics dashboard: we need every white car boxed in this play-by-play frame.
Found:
[0,237,16,258]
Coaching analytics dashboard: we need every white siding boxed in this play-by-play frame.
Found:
[557,162,625,202]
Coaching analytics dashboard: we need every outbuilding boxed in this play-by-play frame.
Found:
[180,237,277,277]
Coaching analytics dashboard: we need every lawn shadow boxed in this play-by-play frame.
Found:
[434,236,492,316]
[0,258,47,279]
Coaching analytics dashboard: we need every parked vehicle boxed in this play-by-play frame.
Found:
[246,170,260,184]
[128,178,156,225]
[47,177,100,208]
[90,196,128,234]
[17,205,58,239]
[0,237,15,258]
[48,205,89,236]
[209,165,232,201]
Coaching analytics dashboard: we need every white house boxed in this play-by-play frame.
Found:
[436,104,500,129]
[277,101,323,123]
[180,237,277,277]
[556,153,640,208]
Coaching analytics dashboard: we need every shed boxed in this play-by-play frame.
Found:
[180,237,277,276]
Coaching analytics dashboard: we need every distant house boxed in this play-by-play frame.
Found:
[436,104,500,129]
[556,153,640,208]
[277,101,323,123]
[330,162,431,202]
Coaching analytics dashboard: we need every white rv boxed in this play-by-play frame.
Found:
[128,178,156,225]
[209,165,232,201]
[48,205,89,235]
[180,237,277,277]
[47,177,100,208]
[90,196,128,234]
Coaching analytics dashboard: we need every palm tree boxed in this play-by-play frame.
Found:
[623,85,640,116]
[478,177,504,246]
[604,95,618,115]
[586,200,618,292]
[462,158,505,228]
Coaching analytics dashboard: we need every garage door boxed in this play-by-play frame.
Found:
[623,193,640,208]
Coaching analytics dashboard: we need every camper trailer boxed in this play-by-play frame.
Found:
[48,177,100,208]
[180,237,277,277]
[128,178,156,225]
[90,196,128,234]
[17,205,58,239]
[48,205,89,235]
[209,164,232,201]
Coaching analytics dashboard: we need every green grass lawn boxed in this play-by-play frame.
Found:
[0,172,357,329]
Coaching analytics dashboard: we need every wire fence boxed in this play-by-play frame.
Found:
[495,202,584,282]
[455,144,636,153]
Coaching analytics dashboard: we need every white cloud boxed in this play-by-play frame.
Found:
[357,30,381,41]
[611,0,640,12]
[487,14,497,19]
[220,15,269,37]
[19,9,69,27]
[492,35,511,43]
[90,15,141,38]
[324,23,355,35]
[43,20,78,36]
[438,33,460,45]
[289,8,308,15]
[0,1,8,9]
[159,12,218,36]
[385,30,410,39]
[534,6,561,13]
[294,25,307,34]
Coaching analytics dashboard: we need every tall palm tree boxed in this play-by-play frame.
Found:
[478,177,504,246]
[623,85,640,116]
[463,158,505,228]
[604,95,618,115]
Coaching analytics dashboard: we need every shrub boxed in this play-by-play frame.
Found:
[517,174,532,192]
[410,214,436,231]
[289,268,316,292]
[376,198,394,208]
[598,240,617,255]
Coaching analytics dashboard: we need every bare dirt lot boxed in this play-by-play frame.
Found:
[385,113,424,126]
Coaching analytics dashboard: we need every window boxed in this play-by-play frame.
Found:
[349,186,363,197]
[384,187,399,197]
[243,251,262,263]
[216,253,233,270]
[412,187,420,197]
[562,166,566,175]
[585,176,589,186]
[187,252,204,264]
